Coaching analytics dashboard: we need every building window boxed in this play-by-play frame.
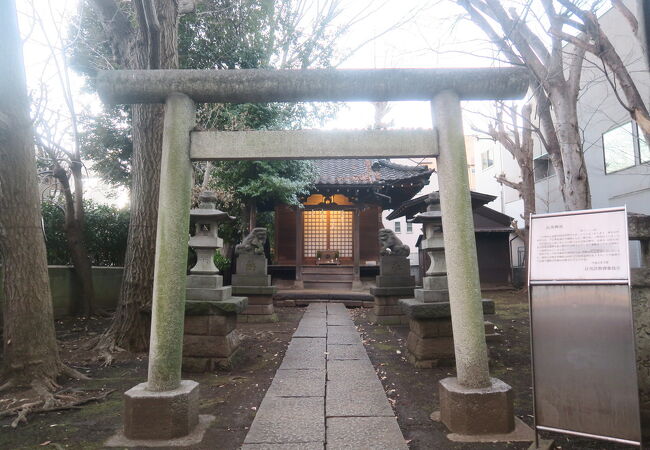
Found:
[640,130,650,164]
[533,154,554,181]
[406,222,413,233]
[480,147,494,170]
[603,122,648,173]
[394,221,401,233]
[604,122,636,173]
[516,246,526,268]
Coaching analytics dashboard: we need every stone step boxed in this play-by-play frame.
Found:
[301,265,354,275]
[302,274,354,282]
[303,280,353,291]
[275,290,373,301]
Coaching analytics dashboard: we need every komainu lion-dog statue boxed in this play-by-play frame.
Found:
[378,228,410,257]
[235,228,267,256]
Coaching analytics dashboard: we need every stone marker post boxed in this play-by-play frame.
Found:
[432,90,514,435]
[121,93,205,441]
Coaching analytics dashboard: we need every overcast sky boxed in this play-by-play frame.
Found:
[17,0,508,205]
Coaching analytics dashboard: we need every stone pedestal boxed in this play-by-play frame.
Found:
[183,274,248,372]
[400,298,495,368]
[418,275,450,302]
[232,285,278,322]
[370,254,415,325]
[183,298,247,371]
[439,377,514,435]
[186,273,232,301]
[123,380,199,440]
[375,254,415,287]
[232,250,278,323]
[369,287,414,325]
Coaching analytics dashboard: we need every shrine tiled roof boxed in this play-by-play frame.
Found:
[313,159,431,186]
[385,191,501,221]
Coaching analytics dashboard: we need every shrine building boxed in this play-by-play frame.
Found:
[272,159,432,290]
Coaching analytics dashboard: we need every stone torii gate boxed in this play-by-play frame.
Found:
[96,68,528,444]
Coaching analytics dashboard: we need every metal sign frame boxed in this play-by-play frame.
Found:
[528,206,642,447]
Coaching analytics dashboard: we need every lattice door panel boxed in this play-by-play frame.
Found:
[303,210,353,258]
[328,210,353,257]
[304,210,328,258]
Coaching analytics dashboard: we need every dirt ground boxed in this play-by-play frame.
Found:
[0,307,303,450]
[0,292,639,449]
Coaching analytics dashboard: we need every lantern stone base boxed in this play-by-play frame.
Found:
[232,286,278,323]
[439,377,514,435]
[406,318,455,368]
[415,289,450,303]
[400,298,495,318]
[122,380,200,440]
[182,298,247,373]
[186,274,232,301]
[400,299,497,368]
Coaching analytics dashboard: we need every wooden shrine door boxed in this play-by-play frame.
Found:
[303,209,353,263]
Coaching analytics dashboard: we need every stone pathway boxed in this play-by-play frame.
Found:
[242,303,407,449]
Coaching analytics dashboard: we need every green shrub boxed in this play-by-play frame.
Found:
[42,200,130,266]
[213,252,231,273]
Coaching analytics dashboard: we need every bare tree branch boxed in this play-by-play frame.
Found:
[612,0,638,34]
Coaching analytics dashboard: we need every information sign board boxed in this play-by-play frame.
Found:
[528,207,641,446]
[529,208,628,282]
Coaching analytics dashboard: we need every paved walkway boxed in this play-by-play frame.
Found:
[242,303,407,449]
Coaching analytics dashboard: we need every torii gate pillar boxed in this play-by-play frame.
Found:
[433,90,515,435]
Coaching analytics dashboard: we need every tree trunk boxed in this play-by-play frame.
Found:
[0,0,63,389]
[100,104,165,351]
[518,158,535,285]
[70,160,95,316]
[202,161,212,189]
[248,199,257,233]
[520,164,535,243]
[53,165,96,316]
[93,1,180,352]
[552,92,591,210]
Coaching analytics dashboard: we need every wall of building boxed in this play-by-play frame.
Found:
[275,205,297,264]
[0,266,123,318]
[472,136,525,223]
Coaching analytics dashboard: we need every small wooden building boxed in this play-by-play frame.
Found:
[273,159,432,289]
[387,192,514,286]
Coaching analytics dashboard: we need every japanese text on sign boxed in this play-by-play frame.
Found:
[529,209,629,282]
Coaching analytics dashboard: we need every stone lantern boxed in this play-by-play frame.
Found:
[400,191,497,368]
[183,190,248,373]
[189,191,229,274]
[411,192,448,301]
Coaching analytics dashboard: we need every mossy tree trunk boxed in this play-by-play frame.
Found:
[90,0,180,352]
[0,0,71,390]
